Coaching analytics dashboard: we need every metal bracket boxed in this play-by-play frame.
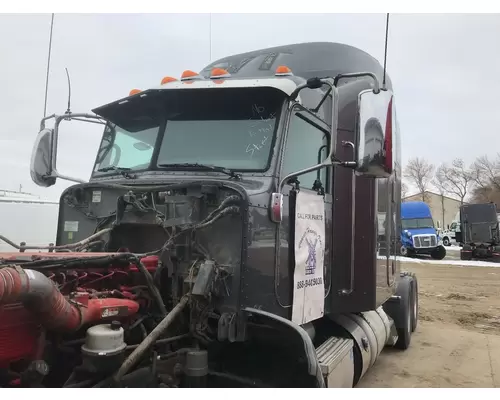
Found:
[217,312,247,342]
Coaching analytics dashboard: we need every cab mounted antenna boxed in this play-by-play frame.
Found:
[382,13,390,90]
[65,67,72,115]
[43,13,55,118]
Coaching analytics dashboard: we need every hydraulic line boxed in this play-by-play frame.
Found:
[113,296,189,383]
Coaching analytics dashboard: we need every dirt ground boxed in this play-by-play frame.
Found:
[358,261,500,388]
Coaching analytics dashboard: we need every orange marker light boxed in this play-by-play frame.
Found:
[161,76,177,85]
[181,70,199,81]
[275,65,293,76]
[210,68,231,79]
[129,89,141,96]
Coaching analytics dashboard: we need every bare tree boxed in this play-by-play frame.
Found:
[470,154,500,206]
[471,154,500,191]
[435,159,473,205]
[404,157,435,202]
[401,181,408,200]
[431,167,448,229]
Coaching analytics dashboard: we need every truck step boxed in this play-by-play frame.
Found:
[316,336,354,388]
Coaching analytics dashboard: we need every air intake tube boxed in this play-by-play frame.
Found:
[0,266,139,332]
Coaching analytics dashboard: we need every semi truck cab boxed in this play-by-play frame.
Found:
[400,201,446,260]
[458,203,500,261]
[0,42,420,389]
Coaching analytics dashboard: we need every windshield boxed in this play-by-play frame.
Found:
[92,87,285,176]
[93,124,159,173]
[156,88,282,170]
[402,218,434,230]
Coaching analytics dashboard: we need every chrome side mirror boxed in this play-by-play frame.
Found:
[355,89,394,178]
[30,128,57,187]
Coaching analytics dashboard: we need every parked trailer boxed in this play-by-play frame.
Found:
[456,203,500,262]
[0,197,59,252]
[0,42,418,388]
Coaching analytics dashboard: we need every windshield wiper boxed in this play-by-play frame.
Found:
[158,163,241,180]
[97,166,136,179]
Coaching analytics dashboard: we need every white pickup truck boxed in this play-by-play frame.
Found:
[441,221,460,246]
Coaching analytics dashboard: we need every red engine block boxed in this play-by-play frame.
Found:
[0,304,43,368]
[0,253,159,369]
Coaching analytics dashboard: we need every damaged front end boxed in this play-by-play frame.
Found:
[0,180,259,388]
[0,77,329,388]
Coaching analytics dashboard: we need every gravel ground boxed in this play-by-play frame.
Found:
[358,260,500,388]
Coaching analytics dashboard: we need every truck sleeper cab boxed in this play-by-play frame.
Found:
[458,203,500,262]
[2,42,419,388]
[400,201,446,260]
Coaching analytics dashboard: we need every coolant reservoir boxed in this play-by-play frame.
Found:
[81,321,127,373]
[82,321,126,356]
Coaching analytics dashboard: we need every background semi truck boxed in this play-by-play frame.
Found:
[400,201,446,260]
[0,42,418,388]
[457,203,500,261]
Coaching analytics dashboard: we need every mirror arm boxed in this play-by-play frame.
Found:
[70,117,108,125]
[43,112,108,183]
[40,114,56,131]
[279,79,340,192]
[311,86,332,114]
[316,144,328,181]
[333,72,381,94]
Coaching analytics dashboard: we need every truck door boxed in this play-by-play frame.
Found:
[277,107,333,320]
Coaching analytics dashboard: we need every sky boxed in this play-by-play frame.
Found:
[1,13,499,201]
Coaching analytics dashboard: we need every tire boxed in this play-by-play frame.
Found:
[394,274,413,350]
[409,274,418,332]
[443,237,451,246]
[492,247,500,263]
[400,246,408,257]
[430,245,446,260]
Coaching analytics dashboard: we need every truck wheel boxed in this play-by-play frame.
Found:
[491,247,500,263]
[392,273,414,350]
[409,273,418,332]
[443,237,451,246]
[430,245,446,260]
[400,246,408,257]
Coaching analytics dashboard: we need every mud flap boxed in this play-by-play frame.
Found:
[243,307,325,388]
[461,244,473,260]
[382,272,416,336]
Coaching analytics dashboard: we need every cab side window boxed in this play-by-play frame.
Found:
[281,112,329,192]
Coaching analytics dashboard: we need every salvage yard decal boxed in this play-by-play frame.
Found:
[292,191,325,325]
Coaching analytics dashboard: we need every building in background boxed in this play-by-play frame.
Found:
[403,191,464,229]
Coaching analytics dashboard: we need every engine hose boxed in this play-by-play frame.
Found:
[201,195,240,224]
[0,267,139,332]
[133,258,167,317]
[0,228,112,252]
[113,296,189,383]
[138,204,241,259]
